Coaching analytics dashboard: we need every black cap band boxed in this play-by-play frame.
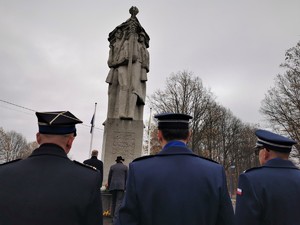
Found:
[38,125,76,135]
[154,113,192,130]
[36,111,82,136]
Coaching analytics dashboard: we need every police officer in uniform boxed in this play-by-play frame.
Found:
[235,129,300,225]
[117,113,234,225]
[0,111,103,225]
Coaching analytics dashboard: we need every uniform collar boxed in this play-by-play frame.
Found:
[264,158,298,169]
[163,140,187,149]
[30,143,68,159]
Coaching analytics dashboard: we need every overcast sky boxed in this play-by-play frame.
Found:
[1,0,300,162]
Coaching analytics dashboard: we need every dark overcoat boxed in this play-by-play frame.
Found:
[117,145,234,225]
[108,162,128,191]
[0,143,103,225]
[235,158,300,225]
[84,156,104,185]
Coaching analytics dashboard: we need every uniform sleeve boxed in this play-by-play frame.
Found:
[216,167,235,225]
[116,163,140,225]
[85,172,103,225]
[235,173,262,225]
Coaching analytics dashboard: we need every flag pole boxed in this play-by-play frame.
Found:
[89,102,97,157]
[147,107,152,155]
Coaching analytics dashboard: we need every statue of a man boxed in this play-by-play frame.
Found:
[106,9,150,121]
[127,32,149,120]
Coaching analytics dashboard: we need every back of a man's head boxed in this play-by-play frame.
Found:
[160,128,190,142]
[155,113,192,142]
[91,150,98,157]
[37,133,74,148]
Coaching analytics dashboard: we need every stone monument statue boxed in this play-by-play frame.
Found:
[106,6,150,120]
[102,7,150,183]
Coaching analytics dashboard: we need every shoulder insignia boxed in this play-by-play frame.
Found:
[73,160,97,171]
[133,155,156,162]
[244,166,261,173]
[0,158,21,166]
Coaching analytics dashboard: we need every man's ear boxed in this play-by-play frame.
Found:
[157,130,163,143]
[65,136,75,154]
[186,131,192,143]
[264,148,271,161]
[36,133,41,144]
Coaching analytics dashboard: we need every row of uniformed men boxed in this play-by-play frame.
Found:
[0,110,299,225]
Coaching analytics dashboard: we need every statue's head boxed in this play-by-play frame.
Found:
[129,6,139,17]
[115,29,123,39]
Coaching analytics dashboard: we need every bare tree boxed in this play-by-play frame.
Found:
[149,70,214,152]
[216,107,243,169]
[142,122,160,155]
[198,104,257,170]
[196,101,224,158]
[0,127,35,163]
[260,41,300,153]
[149,126,161,155]
[147,71,259,188]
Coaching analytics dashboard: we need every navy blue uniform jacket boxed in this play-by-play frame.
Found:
[235,158,300,225]
[117,144,234,225]
[0,143,103,225]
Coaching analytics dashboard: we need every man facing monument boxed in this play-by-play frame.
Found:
[84,149,104,185]
[108,156,128,225]
[117,113,234,225]
[0,111,103,225]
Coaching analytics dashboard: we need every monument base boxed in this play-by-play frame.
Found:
[101,191,112,214]
[101,118,144,184]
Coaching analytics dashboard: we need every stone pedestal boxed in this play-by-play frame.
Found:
[101,191,112,212]
[101,118,144,183]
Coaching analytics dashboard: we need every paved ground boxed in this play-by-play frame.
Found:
[103,217,113,225]
[102,198,236,224]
